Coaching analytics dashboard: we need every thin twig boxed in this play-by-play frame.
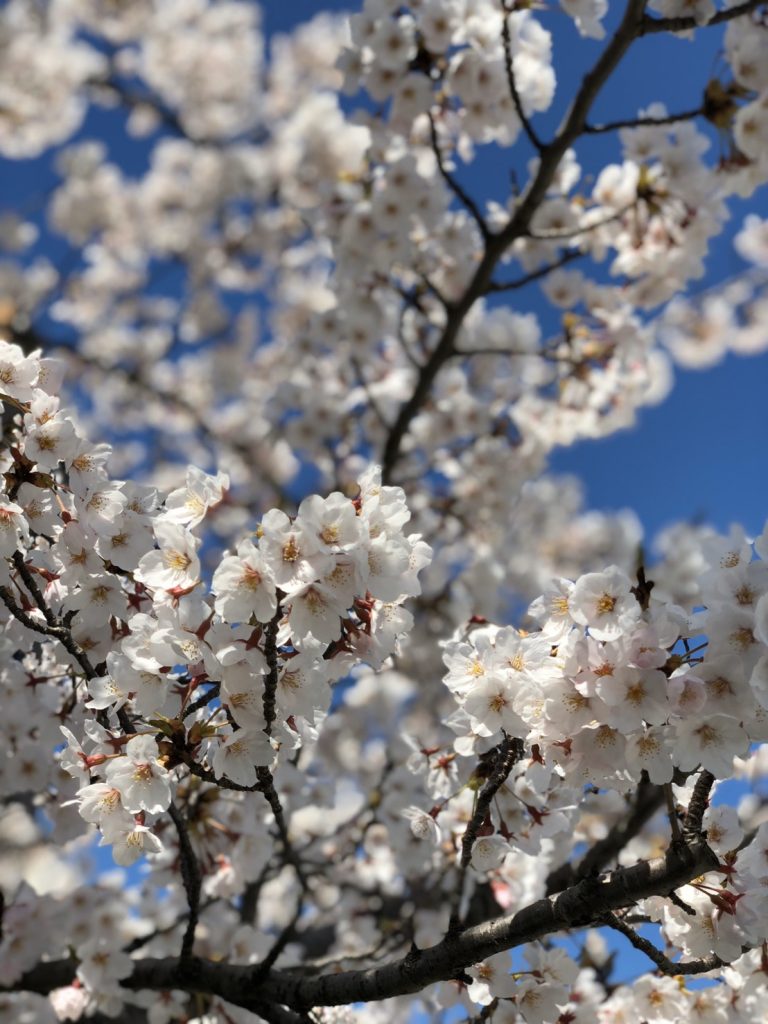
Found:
[484,250,584,294]
[449,736,522,929]
[500,0,545,151]
[640,0,765,34]
[252,897,304,980]
[600,910,724,974]
[182,755,264,793]
[123,897,217,953]
[256,609,309,889]
[301,935,402,973]
[93,75,190,140]
[585,106,703,134]
[182,682,221,720]
[0,577,97,681]
[239,861,272,925]
[381,0,649,482]
[428,112,489,239]
[528,203,635,242]
[452,346,541,359]
[19,326,293,511]
[257,765,310,893]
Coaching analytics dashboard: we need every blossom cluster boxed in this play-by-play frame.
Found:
[330,526,768,1016]
[1,1,768,1022]
[0,334,432,1014]
[441,525,768,828]
[0,0,766,642]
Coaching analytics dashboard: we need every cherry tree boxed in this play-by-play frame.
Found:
[1,0,768,1022]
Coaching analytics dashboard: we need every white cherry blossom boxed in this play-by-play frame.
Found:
[135,521,202,592]
[104,735,172,815]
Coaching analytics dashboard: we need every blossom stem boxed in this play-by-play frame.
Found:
[449,735,523,930]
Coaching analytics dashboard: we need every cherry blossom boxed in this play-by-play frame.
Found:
[104,735,173,815]
[0,2,767,1022]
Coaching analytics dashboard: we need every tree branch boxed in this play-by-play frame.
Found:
[2,835,720,1009]
[0,561,98,683]
[640,0,766,34]
[181,756,264,793]
[380,0,649,482]
[12,324,293,511]
[182,681,221,719]
[247,1002,317,1024]
[450,737,523,927]
[256,766,310,893]
[500,1,545,152]
[484,250,583,294]
[683,770,716,843]
[600,910,724,975]
[585,106,703,134]
[527,203,634,241]
[428,112,489,239]
[167,801,203,962]
[262,611,282,737]
[546,777,666,895]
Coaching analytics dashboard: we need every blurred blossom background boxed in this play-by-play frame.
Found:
[0,0,765,554]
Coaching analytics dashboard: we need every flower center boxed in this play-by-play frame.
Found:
[596,594,616,615]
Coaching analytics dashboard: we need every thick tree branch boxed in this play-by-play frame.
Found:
[167,801,203,962]
[683,769,716,843]
[3,836,719,1009]
[248,1002,316,1024]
